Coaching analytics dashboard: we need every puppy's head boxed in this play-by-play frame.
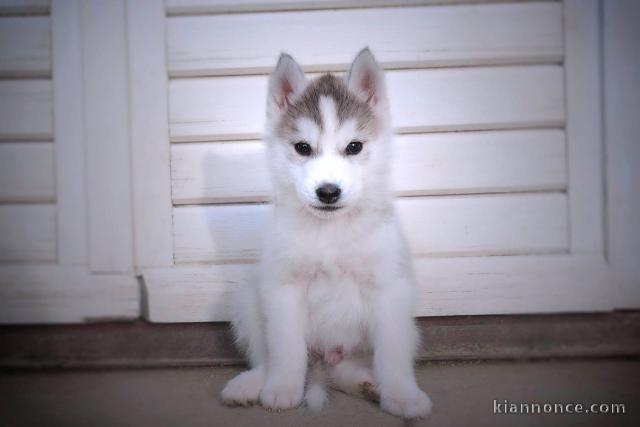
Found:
[264,48,392,219]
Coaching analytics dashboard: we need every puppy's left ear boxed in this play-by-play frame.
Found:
[267,53,307,118]
[346,48,387,108]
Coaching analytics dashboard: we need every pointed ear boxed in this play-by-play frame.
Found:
[346,48,387,107]
[268,53,306,116]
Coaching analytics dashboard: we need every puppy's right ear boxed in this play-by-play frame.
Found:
[267,53,306,117]
[346,47,387,108]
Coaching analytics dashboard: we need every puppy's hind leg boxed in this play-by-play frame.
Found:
[328,355,380,402]
[304,362,329,411]
[221,285,267,407]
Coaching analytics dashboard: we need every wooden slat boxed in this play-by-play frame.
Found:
[167,2,562,76]
[172,140,269,204]
[171,130,567,204]
[143,254,611,322]
[127,0,174,269]
[0,142,55,202]
[173,193,568,263]
[393,131,567,196]
[144,263,248,322]
[396,194,567,257]
[81,0,134,273]
[165,0,544,15]
[0,204,56,262]
[174,203,271,263]
[0,17,50,76]
[0,265,139,324]
[0,80,52,140]
[169,65,564,142]
[0,0,48,15]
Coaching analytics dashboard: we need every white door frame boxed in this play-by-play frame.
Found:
[135,0,617,322]
[1,0,138,324]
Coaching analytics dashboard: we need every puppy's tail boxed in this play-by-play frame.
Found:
[305,362,329,411]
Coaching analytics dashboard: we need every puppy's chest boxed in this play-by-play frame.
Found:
[303,257,376,353]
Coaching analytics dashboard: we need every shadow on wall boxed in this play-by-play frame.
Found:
[201,149,268,323]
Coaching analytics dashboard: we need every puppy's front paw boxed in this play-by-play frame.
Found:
[259,379,304,411]
[221,368,265,407]
[380,382,432,419]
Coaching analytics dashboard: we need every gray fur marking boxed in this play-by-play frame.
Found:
[277,74,375,140]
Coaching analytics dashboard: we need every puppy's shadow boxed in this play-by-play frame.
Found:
[201,146,270,327]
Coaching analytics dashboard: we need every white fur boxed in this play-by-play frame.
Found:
[221,48,431,419]
[304,363,329,411]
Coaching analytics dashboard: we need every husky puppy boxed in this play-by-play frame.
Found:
[220,48,431,418]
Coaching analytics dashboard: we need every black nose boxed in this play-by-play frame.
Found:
[316,183,341,204]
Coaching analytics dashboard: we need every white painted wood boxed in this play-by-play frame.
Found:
[51,0,88,266]
[0,80,52,140]
[174,203,271,263]
[603,0,640,308]
[172,193,568,263]
[0,17,50,77]
[143,254,611,322]
[166,0,541,15]
[141,0,615,323]
[0,142,55,202]
[171,130,567,204]
[127,0,174,269]
[0,204,56,262]
[0,0,48,15]
[172,140,270,204]
[169,65,565,142]
[396,193,567,258]
[564,0,604,256]
[168,2,562,76]
[144,263,248,322]
[81,0,134,273]
[393,131,566,197]
[0,265,139,324]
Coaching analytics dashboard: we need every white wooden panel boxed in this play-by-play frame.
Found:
[0,266,139,324]
[169,66,564,142]
[0,0,48,15]
[564,0,604,255]
[166,0,537,15]
[0,17,50,77]
[172,140,270,204]
[172,130,567,204]
[127,0,174,268]
[173,193,568,263]
[603,0,640,308]
[174,203,271,263]
[393,131,566,196]
[0,80,52,140]
[144,263,248,322]
[396,193,567,257]
[0,142,55,202]
[143,255,611,322]
[81,0,134,273]
[0,204,56,262]
[52,0,87,266]
[168,2,562,76]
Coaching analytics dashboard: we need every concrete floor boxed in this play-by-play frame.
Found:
[1,359,638,427]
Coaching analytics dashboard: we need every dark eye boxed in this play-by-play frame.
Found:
[294,142,312,156]
[345,140,363,155]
